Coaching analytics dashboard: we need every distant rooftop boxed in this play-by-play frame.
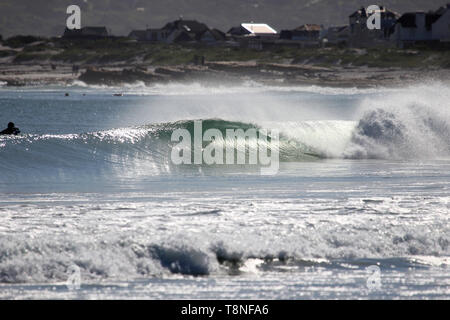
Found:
[241,23,277,35]
[63,26,109,38]
[294,24,321,32]
[162,19,209,34]
[349,6,400,18]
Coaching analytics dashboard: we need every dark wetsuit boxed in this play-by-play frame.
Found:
[0,127,20,135]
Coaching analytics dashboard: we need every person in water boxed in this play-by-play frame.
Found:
[0,122,20,135]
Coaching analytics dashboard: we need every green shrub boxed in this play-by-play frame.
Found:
[5,35,43,48]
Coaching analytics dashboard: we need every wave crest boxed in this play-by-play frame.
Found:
[345,104,450,159]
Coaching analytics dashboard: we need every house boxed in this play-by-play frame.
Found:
[349,6,399,47]
[432,4,450,42]
[227,23,277,50]
[321,25,350,46]
[128,27,180,43]
[160,18,225,43]
[278,24,321,48]
[198,29,226,43]
[128,18,225,44]
[393,4,450,47]
[63,27,109,39]
[130,28,171,42]
[393,12,433,46]
[280,24,321,41]
[162,19,209,43]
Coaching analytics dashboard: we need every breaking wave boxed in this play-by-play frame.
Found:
[345,104,450,159]
[1,103,450,182]
[0,119,321,181]
[1,234,448,284]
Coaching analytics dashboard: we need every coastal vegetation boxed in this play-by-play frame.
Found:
[2,37,450,69]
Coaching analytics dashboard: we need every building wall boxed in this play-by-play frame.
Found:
[349,14,395,47]
[432,9,450,41]
[291,31,320,41]
[325,27,349,46]
[200,31,216,42]
[415,13,432,40]
[146,30,169,41]
[394,13,432,45]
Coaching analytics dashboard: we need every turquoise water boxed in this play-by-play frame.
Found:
[0,82,449,299]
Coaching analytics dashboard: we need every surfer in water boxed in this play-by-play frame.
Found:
[0,122,20,135]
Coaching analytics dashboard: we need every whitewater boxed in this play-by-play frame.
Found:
[0,81,449,299]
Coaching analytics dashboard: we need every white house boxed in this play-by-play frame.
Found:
[228,23,277,36]
[241,23,277,35]
[227,23,278,50]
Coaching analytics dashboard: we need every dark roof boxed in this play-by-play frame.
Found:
[172,30,195,42]
[426,13,442,30]
[227,26,250,36]
[82,27,108,34]
[397,13,417,28]
[179,28,226,42]
[280,26,320,40]
[337,26,349,34]
[434,4,450,15]
[350,6,399,19]
[63,28,81,37]
[382,8,401,19]
[162,19,209,34]
[210,28,226,41]
[350,7,367,18]
[397,12,443,29]
[294,24,321,32]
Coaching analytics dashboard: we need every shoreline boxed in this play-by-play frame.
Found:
[1,62,449,88]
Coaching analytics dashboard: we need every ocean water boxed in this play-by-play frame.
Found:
[0,81,449,299]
